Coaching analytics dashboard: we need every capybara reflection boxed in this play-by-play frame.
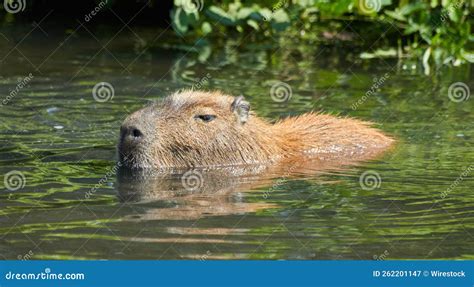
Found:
[118,90,393,169]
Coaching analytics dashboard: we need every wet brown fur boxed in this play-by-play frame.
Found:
[118,90,394,169]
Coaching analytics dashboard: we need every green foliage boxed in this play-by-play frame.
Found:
[383,0,472,65]
[171,0,473,66]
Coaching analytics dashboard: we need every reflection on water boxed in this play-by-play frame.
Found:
[0,25,473,260]
[117,167,277,220]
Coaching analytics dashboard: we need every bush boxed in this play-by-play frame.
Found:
[171,0,473,66]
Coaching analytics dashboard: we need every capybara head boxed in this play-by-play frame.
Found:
[118,90,275,169]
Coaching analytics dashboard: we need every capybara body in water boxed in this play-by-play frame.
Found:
[118,90,393,169]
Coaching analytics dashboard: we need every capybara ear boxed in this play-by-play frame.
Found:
[231,95,250,124]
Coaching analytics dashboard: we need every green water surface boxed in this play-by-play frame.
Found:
[0,25,473,260]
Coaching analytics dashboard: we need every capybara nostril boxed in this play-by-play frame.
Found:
[120,125,144,141]
[132,128,143,139]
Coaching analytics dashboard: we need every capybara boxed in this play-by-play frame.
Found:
[118,90,393,169]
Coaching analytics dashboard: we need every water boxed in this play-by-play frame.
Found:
[0,25,473,260]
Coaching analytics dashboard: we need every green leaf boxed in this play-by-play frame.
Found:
[248,11,264,21]
[247,19,260,30]
[271,10,290,31]
[206,6,235,26]
[296,0,316,8]
[201,22,212,35]
[461,50,474,63]
[228,1,242,14]
[399,2,427,15]
[237,7,255,20]
[385,10,407,22]
[258,8,273,21]
[447,8,460,22]
[360,48,397,59]
[272,9,290,23]
[321,0,351,15]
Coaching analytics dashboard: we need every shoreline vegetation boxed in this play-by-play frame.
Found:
[1,0,472,70]
[171,0,473,67]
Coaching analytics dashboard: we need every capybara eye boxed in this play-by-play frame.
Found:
[195,115,216,122]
